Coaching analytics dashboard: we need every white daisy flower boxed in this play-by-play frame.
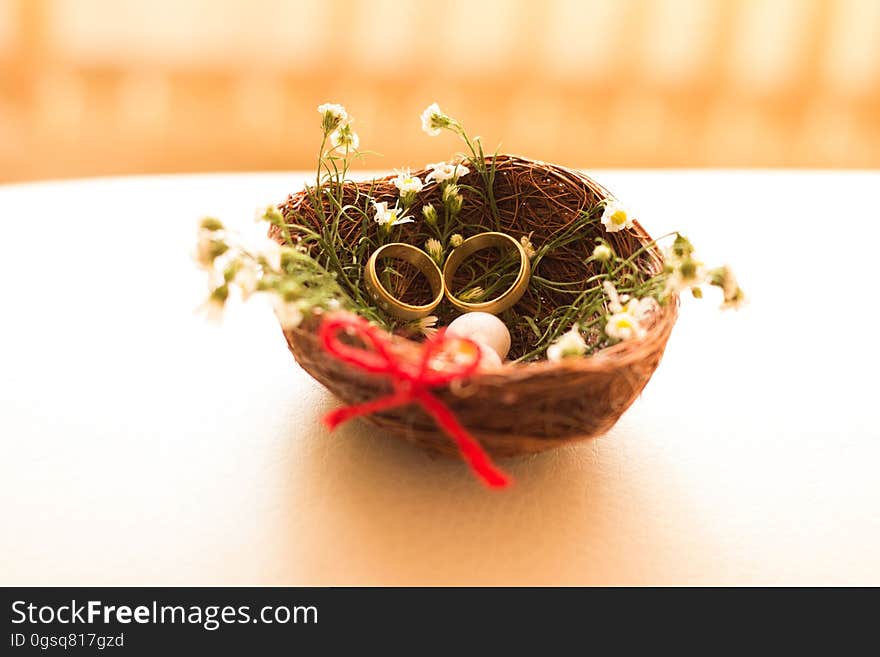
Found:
[600,200,634,233]
[393,169,424,194]
[622,296,658,321]
[421,102,451,136]
[664,258,705,295]
[602,281,656,336]
[605,311,646,342]
[317,103,347,132]
[520,234,536,259]
[329,124,359,150]
[546,326,587,361]
[425,161,470,183]
[372,200,414,227]
[317,102,347,120]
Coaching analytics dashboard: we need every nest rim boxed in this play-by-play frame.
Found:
[280,152,675,371]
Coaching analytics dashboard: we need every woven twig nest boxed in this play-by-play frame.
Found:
[273,155,677,458]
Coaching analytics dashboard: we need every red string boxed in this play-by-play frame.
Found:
[318,313,511,488]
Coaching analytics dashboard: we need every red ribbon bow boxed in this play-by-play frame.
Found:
[319,313,511,488]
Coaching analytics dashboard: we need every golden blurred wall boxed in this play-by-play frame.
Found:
[1,0,879,182]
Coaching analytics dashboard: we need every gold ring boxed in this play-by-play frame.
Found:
[365,243,444,320]
[442,232,531,314]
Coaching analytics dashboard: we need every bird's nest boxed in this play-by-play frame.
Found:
[272,155,677,456]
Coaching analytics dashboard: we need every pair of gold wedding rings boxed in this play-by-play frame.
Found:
[364,232,531,320]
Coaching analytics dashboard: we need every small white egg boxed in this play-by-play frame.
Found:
[446,312,512,360]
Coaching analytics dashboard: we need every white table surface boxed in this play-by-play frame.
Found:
[1,170,878,586]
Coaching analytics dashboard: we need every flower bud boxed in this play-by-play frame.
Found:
[592,243,613,262]
[424,238,443,265]
[422,203,438,225]
[200,217,224,232]
[671,233,694,259]
[442,183,460,204]
[317,102,347,134]
[210,283,229,304]
[450,194,463,214]
[261,206,284,227]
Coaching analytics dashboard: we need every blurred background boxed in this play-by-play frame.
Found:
[0,0,878,182]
